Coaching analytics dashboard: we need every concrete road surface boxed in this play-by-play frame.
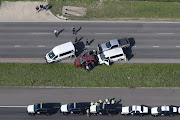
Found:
[0,87,180,120]
[1,21,180,63]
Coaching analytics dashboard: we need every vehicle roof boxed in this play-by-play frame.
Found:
[161,106,170,111]
[52,42,75,55]
[103,47,124,57]
[109,39,119,46]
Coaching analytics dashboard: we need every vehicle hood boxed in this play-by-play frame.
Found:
[121,106,129,114]
[75,58,81,66]
[100,43,108,51]
[90,105,97,113]
[61,104,68,112]
[27,105,35,113]
[178,107,180,114]
[151,107,158,114]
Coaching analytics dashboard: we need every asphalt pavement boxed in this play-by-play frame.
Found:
[1,21,180,63]
[0,87,180,120]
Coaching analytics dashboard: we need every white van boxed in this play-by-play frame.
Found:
[97,47,126,65]
[45,42,75,63]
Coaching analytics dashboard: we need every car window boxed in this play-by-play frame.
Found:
[59,50,73,57]
[48,51,55,59]
[129,106,132,112]
[110,54,123,59]
[80,57,83,64]
[100,53,106,60]
[106,41,111,48]
[111,45,118,49]
[141,106,144,112]
[53,56,58,60]
[157,107,162,112]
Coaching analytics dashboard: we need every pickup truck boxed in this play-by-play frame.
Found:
[98,38,130,52]
[61,102,91,115]
[90,103,117,115]
[27,103,61,116]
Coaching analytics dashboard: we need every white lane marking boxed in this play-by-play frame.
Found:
[133,46,136,47]
[153,46,159,47]
[0,106,27,108]
[32,33,51,35]
[15,45,21,47]
[37,45,45,47]
[157,33,174,35]
[95,33,112,35]
[176,46,180,47]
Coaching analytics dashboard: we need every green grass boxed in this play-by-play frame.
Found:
[48,0,180,20]
[0,63,180,87]
[1,0,180,20]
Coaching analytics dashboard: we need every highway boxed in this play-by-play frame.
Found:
[0,87,180,120]
[1,21,180,62]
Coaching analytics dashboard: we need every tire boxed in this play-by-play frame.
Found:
[46,113,51,116]
[30,113,35,116]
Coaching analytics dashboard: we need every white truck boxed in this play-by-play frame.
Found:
[97,47,126,65]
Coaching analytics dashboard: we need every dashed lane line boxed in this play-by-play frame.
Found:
[37,45,45,47]
[0,106,27,108]
[95,33,112,34]
[153,46,159,47]
[157,33,174,35]
[14,45,21,47]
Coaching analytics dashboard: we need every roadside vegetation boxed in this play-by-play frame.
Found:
[0,63,180,87]
[48,0,180,20]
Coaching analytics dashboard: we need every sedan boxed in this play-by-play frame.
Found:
[121,105,149,116]
[151,105,178,117]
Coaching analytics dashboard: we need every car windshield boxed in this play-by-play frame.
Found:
[106,41,111,48]
[96,105,100,112]
[157,107,162,113]
[80,57,84,64]
[100,53,106,60]
[34,104,40,112]
[129,106,132,112]
[67,104,73,111]
[48,51,55,59]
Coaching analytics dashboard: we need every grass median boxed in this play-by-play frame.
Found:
[48,0,180,20]
[0,63,180,87]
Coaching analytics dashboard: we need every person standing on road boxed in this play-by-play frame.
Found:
[54,29,59,37]
[72,27,76,34]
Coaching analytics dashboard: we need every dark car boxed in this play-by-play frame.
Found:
[74,54,97,70]
[27,103,61,116]
[61,102,91,115]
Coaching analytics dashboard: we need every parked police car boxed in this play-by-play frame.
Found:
[121,105,149,116]
[151,105,178,117]
[27,103,61,116]
[61,102,91,115]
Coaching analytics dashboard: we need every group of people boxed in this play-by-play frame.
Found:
[90,98,116,106]
[36,4,49,13]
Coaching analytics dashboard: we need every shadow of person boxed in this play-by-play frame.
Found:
[58,29,64,35]
[46,5,53,11]
[75,27,82,35]
[88,39,94,45]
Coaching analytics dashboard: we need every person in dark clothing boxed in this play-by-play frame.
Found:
[40,4,44,11]
[36,6,39,13]
[86,39,89,46]
[72,27,76,34]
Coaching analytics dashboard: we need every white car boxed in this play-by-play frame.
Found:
[151,105,178,117]
[121,105,149,116]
